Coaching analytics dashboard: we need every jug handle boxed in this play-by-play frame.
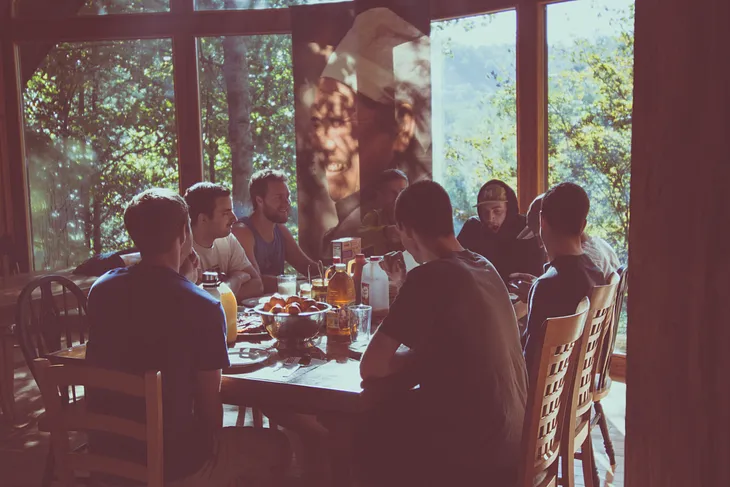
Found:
[347,258,355,276]
[325,266,335,281]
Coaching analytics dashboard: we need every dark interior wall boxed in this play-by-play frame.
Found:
[627,0,730,485]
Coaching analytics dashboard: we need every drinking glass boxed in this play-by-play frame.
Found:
[347,304,373,344]
[277,275,297,296]
[311,278,328,303]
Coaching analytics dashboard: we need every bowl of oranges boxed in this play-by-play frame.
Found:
[253,294,331,350]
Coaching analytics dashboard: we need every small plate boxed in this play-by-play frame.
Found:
[225,347,272,373]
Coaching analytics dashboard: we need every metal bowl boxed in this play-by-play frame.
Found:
[253,302,332,350]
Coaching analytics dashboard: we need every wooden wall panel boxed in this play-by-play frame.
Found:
[627,0,730,485]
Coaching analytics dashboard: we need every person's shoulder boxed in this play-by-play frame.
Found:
[232,222,254,242]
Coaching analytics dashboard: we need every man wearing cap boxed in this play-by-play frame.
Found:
[310,7,431,257]
[457,180,545,282]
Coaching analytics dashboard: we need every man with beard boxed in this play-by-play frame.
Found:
[457,180,545,282]
[233,169,318,294]
[310,7,431,259]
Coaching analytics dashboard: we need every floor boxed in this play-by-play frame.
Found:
[0,345,626,486]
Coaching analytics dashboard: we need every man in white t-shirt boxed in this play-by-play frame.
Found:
[184,182,263,300]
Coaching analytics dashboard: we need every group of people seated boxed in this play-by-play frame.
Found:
[81,173,620,486]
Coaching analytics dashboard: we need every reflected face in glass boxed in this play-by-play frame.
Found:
[208,196,237,238]
[261,181,291,224]
[478,201,508,233]
[311,77,359,203]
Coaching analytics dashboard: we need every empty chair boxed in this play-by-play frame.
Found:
[592,265,628,469]
[34,358,163,487]
[561,273,620,487]
[15,275,89,374]
[14,275,89,485]
[517,297,590,487]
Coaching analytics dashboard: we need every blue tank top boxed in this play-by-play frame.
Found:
[239,216,286,277]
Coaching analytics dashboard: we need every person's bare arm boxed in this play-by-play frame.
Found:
[229,265,263,300]
[360,329,415,380]
[194,369,223,429]
[280,224,318,278]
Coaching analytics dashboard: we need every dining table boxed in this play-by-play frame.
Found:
[47,334,374,486]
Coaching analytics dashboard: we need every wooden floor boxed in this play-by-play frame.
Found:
[0,346,626,486]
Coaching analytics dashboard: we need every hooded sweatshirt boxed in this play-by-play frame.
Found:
[457,180,546,281]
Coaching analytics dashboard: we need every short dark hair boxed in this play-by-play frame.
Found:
[250,169,288,210]
[184,182,231,224]
[541,183,590,236]
[124,189,189,256]
[376,169,409,188]
[394,180,454,238]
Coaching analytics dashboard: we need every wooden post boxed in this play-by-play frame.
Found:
[516,0,547,212]
[1,40,31,272]
[627,0,730,485]
[172,0,203,193]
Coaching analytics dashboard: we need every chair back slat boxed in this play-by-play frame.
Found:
[34,359,163,487]
[517,298,590,487]
[595,265,628,394]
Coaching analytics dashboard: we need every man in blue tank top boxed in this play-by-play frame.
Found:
[234,169,318,293]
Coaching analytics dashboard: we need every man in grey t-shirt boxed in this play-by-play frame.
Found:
[360,181,527,486]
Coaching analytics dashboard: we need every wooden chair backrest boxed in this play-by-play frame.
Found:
[595,265,628,395]
[565,274,620,451]
[517,298,590,487]
[34,358,163,487]
[15,276,89,377]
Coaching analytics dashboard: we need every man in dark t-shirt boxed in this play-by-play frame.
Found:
[359,181,528,486]
[523,183,606,378]
[85,189,289,486]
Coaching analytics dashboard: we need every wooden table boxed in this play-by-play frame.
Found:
[0,270,97,422]
[48,336,370,485]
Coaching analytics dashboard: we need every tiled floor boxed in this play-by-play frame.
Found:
[0,346,626,486]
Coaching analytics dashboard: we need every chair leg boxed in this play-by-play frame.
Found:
[236,407,246,427]
[0,333,16,423]
[581,437,597,487]
[252,407,264,428]
[594,401,617,468]
[42,448,55,487]
[561,444,576,487]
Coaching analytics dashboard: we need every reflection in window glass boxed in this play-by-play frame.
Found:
[14,0,169,17]
[547,0,634,353]
[431,11,517,235]
[22,40,178,270]
[198,36,297,236]
[196,0,347,11]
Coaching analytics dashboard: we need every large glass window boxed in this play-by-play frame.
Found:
[195,0,346,11]
[431,11,517,235]
[14,0,169,17]
[547,0,634,353]
[22,39,178,270]
[198,35,297,235]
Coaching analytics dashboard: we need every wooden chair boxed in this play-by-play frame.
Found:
[517,297,590,487]
[591,265,628,469]
[561,273,620,487]
[34,358,163,487]
[15,275,89,377]
[14,276,89,484]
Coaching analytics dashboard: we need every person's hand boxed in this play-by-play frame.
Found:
[180,249,202,284]
[380,251,407,289]
[507,273,537,303]
[383,225,401,244]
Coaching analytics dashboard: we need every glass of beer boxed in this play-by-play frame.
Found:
[277,275,297,296]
